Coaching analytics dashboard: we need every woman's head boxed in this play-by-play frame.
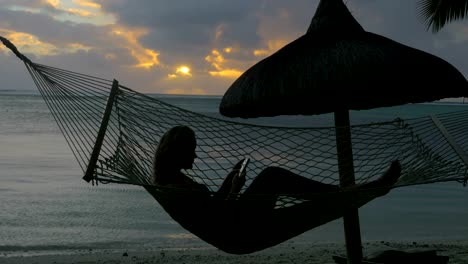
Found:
[153,125,197,184]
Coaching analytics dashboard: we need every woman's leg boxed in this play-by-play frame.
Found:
[241,161,400,211]
[229,161,401,253]
[240,161,401,251]
[244,166,339,196]
[240,167,339,210]
[245,160,401,197]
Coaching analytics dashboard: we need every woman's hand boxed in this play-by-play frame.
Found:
[232,158,245,170]
[229,158,247,196]
[231,169,246,189]
[217,158,248,200]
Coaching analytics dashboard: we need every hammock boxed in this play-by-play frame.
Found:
[2,36,468,254]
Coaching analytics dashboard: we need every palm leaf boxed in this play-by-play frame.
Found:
[418,0,468,32]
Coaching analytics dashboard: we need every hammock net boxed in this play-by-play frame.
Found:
[22,63,468,193]
[1,36,467,199]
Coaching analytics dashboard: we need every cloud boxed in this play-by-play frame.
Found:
[75,0,101,9]
[1,0,468,96]
[205,49,242,78]
[110,26,160,69]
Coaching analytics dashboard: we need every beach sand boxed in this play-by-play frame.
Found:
[1,240,467,264]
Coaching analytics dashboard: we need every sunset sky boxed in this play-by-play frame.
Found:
[1,0,468,95]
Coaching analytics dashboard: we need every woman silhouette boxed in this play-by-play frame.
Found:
[145,125,401,254]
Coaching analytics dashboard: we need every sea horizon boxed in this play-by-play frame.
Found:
[0,88,466,104]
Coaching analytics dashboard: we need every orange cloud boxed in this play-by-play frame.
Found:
[208,69,243,78]
[205,49,243,78]
[73,0,101,9]
[0,29,92,57]
[46,0,61,8]
[45,0,102,19]
[0,29,57,56]
[65,8,93,17]
[253,39,289,57]
[205,49,224,70]
[111,27,160,69]
[65,42,92,52]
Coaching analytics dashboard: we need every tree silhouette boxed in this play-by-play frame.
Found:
[418,0,468,32]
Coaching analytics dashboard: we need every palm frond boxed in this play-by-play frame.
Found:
[418,0,468,32]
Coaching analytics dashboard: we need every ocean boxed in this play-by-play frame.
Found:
[1,91,467,257]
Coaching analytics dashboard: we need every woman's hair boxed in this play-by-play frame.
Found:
[153,125,196,185]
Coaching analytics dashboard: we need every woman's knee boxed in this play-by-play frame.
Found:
[258,166,288,178]
[253,166,291,185]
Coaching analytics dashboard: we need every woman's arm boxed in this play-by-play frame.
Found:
[215,159,246,200]
[217,170,237,194]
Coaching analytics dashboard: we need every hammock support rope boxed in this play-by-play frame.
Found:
[84,79,120,183]
[431,115,468,167]
[2,36,468,254]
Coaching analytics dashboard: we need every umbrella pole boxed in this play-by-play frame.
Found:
[334,110,363,264]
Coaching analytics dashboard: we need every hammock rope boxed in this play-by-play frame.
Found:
[32,64,468,190]
[2,35,467,193]
[2,36,468,253]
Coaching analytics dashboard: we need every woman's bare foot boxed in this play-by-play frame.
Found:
[343,160,401,195]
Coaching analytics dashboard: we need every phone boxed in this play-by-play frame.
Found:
[237,157,250,178]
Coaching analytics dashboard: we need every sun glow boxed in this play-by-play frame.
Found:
[176,66,192,76]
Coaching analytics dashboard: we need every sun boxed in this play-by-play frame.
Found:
[179,66,190,74]
[176,66,192,76]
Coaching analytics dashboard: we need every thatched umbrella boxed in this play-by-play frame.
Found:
[220,0,467,118]
[220,0,468,263]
